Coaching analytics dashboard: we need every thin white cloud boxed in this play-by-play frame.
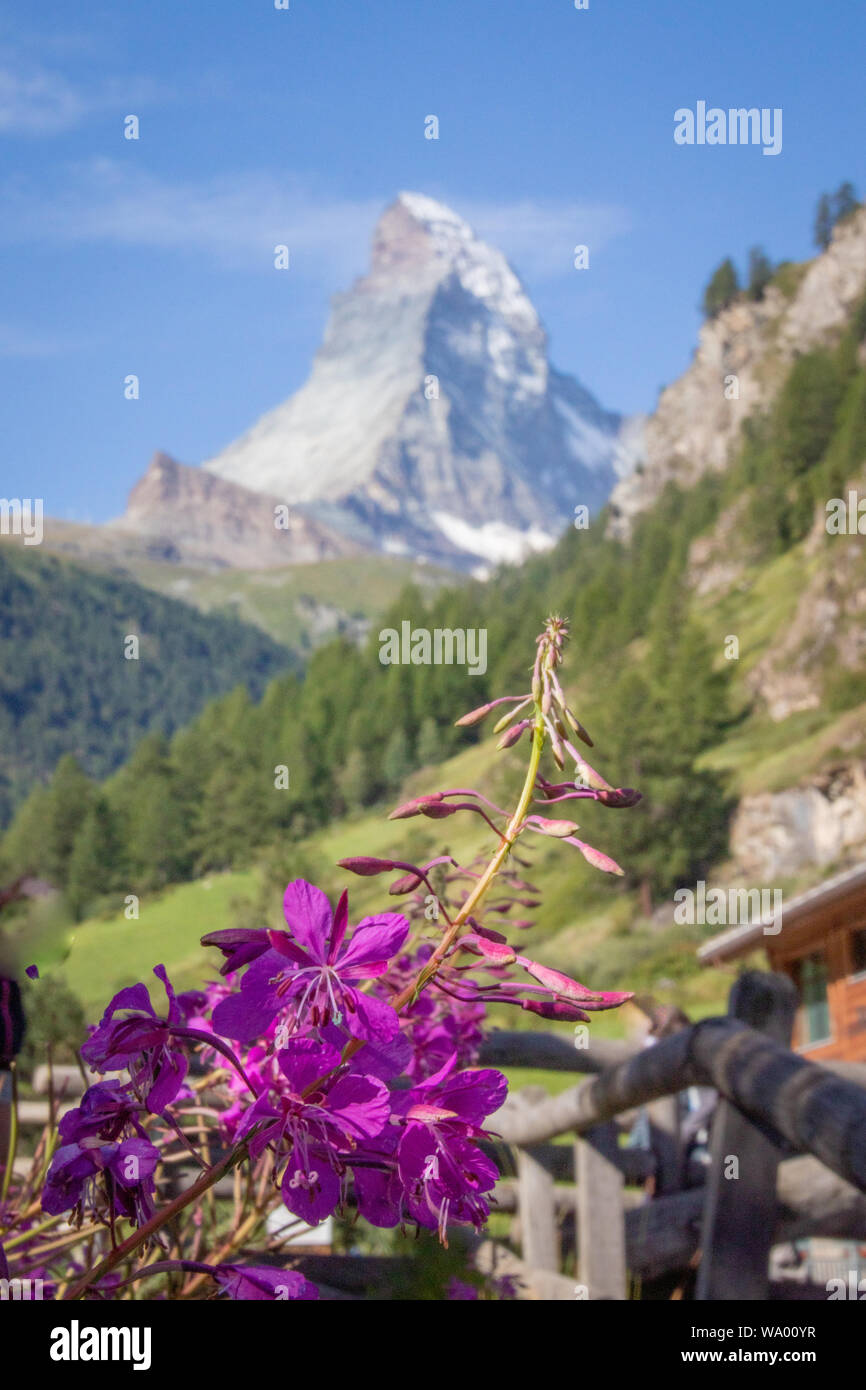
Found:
[0,161,383,279]
[0,66,86,134]
[0,51,174,135]
[0,161,630,286]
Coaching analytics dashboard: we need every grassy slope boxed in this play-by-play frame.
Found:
[119,555,457,650]
[48,730,738,1037]
[52,872,257,1016]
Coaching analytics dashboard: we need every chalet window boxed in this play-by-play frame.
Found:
[851,928,866,978]
[793,952,831,1045]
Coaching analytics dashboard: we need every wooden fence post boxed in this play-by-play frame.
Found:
[509,1087,559,1274]
[576,1122,627,1300]
[516,1146,559,1271]
[695,970,798,1300]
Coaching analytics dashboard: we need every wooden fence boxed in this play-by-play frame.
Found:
[16,970,866,1299]
[469,969,866,1300]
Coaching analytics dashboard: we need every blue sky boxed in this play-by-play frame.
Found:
[2,0,864,521]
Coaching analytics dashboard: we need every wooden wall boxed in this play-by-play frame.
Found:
[767,889,866,1063]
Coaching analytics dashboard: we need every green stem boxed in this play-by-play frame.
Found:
[394,712,545,1007]
[1,1064,19,1203]
[62,1139,248,1301]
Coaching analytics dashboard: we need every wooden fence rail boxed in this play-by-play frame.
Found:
[480,970,866,1300]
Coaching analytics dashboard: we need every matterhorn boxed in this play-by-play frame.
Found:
[202,192,630,571]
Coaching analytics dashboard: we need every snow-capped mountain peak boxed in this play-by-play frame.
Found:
[202,193,632,569]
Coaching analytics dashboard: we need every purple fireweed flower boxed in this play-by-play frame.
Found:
[396,1054,506,1240]
[81,965,189,1114]
[58,1080,142,1145]
[349,1129,404,1228]
[42,1135,160,1222]
[212,1265,319,1301]
[199,928,273,977]
[211,880,409,1045]
[236,1037,390,1225]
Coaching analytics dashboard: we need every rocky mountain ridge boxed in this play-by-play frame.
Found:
[110,452,357,569]
[608,206,866,537]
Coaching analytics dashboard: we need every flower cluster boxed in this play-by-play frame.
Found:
[1,617,639,1302]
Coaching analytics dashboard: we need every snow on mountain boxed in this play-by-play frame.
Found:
[198,191,633,569]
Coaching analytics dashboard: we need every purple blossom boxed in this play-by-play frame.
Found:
[58,1080,142,1145]
[42,1135,160,1222]
[211,880,409,1045]
[397,1055,506,1238]
[81,965,189,1113]
[199,928,273,977]
[447,1277,480,1300]
[236,1037,390,1224]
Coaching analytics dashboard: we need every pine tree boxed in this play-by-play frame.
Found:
[194,762,270,872]
[701,258,740,319]
[833,181,859,225]
[43,756,94,886]
[336,748,371,811]
[814,194,833,250]
[595,608,732,911]
[382,728,412,789]
[415,717,441,767]
[108,734,191,888]
[0,784,53,880]
[746,245,773,301]
[66,795,123,920]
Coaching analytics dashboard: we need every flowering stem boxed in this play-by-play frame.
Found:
[395,709,545,1008]
[61,1140,249,1301]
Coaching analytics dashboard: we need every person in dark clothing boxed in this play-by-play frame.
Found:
[0,877,44,1176]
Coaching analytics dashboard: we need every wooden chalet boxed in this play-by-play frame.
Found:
[698,862,866,1063]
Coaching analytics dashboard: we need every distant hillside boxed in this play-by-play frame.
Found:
[0,544,293,826]
[3,518,455,650]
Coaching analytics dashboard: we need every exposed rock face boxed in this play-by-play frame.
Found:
[111,452,356,569]
[204,192,630,572]
[744,530,866,721]
[684,467,866,722]
[608,207,866,537]
[731,762,866,882]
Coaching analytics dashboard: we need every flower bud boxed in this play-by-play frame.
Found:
[518,956,632,1009]
[337,856,397,876]
[596,787,642,809]
[520,998,590,1022]
[389,871,423,894]
[569,753,612,791]
[563,836,625,876]
[457,933,517,965]
[455,696,526,727]
[563,707,594,746]
[527,815,580,838]
[497,719,531,750]
[389,793,445,820]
